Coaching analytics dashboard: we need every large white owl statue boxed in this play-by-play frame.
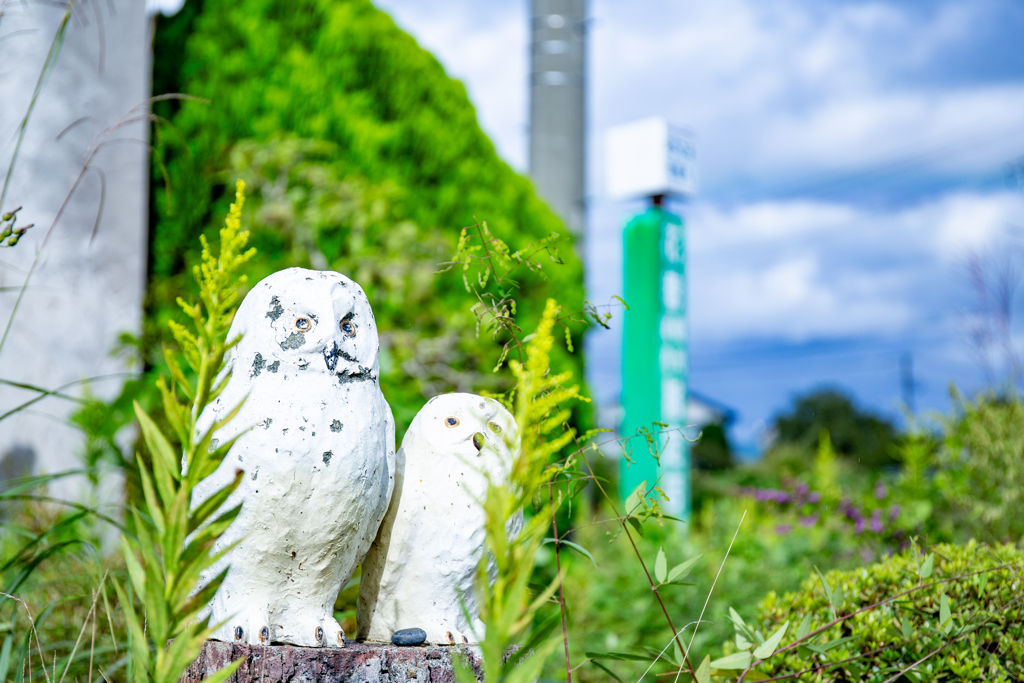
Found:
[191,267,395,647]
[357,393,522,645]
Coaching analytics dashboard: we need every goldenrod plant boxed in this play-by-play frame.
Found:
[453,299,588,683]
[114,180,255,683]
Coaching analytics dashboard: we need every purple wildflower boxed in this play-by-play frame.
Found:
[874,482,888,500]
[889,504,901,520]
[775,524,792,535]
[799,514,818,528]
[869,509,884,533]
[809,492,822,504]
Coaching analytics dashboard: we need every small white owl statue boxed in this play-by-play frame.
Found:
[356,393,523,645]
[191,267,396,647]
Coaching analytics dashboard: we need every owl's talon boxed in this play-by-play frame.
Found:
[337,629,346,646]
[234,626,244,641]
[315,626,324,643]
[260,626,270,644]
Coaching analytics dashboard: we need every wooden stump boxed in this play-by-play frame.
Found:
[180,640,483,683]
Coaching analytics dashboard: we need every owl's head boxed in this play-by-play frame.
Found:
[233,267,380,381]
[407,393,520,474]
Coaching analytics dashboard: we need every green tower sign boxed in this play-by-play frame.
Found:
[620,206,690,520]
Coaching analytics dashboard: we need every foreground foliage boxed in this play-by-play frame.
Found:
[116,180,253,683]
[748,540,1024,682]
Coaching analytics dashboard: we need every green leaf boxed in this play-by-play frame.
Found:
[695,655,711,683]
[804,636,855,655]
[939,593,951,628]
[710,651,752,670]
[134,400,181,485]
[626,516,644,537]
[0,634,12,683]
[590,661,624,683]
[624,480,647,514]
[901,614,912,640]
[728,607,756,643]
[667,554,702,583]
[832,584,845,612]
[188,469,243,534]
[753,621,789,660]
[120,535,146,596]
[814,566,833,603]
[655,546,667,583]
[503,613,560,671]
[584,651,657,662]
[542,538,597,567]
[919,554,933,580]
[795,614,812,641]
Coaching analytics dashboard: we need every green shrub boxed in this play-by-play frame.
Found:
[938,392,1024,543]
[150,0,587,436]
[742,541,1024,682]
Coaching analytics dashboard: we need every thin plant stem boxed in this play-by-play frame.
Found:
[88,589,96,683]
[549,483,572,683]
[577,444,697,679]
[667,510,747,683]
[57,570,107,683]
[0,591,51,683]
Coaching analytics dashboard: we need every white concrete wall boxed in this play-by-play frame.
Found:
[0,0,151,503]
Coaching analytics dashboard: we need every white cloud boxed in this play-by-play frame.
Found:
[684,191,1024,341]
[375,0,1024,192]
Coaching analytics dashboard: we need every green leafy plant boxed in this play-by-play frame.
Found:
[114,180,254,683]
[444,219,592,683]
[937,390,1024,543]
[719,540,1024,682]
[453,298,587,683]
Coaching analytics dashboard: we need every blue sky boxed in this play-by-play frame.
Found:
[376,0,1024,453]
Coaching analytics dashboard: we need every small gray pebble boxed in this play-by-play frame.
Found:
[392,628,427,646]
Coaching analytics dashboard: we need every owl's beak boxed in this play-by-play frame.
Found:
[323,341,339,372]
[472,432,485,452]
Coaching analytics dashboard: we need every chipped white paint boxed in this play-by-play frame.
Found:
[357,393,522,645]
[192,267,396,648]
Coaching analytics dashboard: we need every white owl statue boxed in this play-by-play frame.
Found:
[357,393,523,645]
[191,267,396,647]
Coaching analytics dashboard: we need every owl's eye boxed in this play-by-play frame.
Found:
[295,317,312,332]
[445,416,460,428]
[340,320,357,337]
[487,421,502,434]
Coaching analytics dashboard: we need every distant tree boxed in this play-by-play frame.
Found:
[692,422,734,471]
[771,388,898,470]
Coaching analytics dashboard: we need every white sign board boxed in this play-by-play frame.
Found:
[605,117,696,200]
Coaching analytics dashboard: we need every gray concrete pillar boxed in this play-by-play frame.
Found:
[529,0,587,237]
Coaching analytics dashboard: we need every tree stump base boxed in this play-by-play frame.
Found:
[181,640,483,683]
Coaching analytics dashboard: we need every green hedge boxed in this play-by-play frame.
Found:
[150,0,588,435]
[741,541,1024,682]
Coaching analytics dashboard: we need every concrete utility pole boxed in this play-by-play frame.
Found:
[528,0,587,236]
[0,0,151,501]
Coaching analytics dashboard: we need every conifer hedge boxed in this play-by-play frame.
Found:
[150,0,588,434]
